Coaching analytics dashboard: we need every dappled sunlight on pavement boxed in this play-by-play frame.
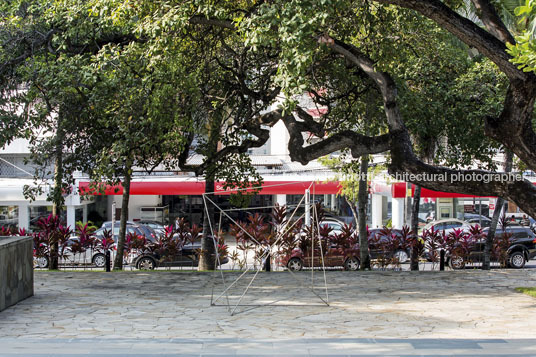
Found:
[0,269,535,342]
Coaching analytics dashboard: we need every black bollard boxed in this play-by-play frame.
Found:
[439,249,445,271]
[264,253,271,272]
[105,249,111,272]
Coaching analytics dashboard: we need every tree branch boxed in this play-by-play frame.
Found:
[470,0,515,45]
[282,113,391,164]
[189,16,235,30]
[375,0,530,81]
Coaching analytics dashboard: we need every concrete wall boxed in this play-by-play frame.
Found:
[0,236,33,311]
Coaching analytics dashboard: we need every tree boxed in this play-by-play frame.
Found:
[1,1,195,270]
[321,154,385,270]
[182,0,536,218]
[6,0,536,260]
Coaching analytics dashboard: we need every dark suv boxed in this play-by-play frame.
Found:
[449,226,536,269]
[132,237,229,270]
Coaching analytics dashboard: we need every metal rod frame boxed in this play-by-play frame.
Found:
[204,182,330,315]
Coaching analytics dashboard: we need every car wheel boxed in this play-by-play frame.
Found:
[137,257,156,270]
[394,250,409,263]
[287,257,303,271]
[344,257,360,271]
[449,254,465,269]
[508,251,526,269]
[92,253,106,268]
[35,256,49,268]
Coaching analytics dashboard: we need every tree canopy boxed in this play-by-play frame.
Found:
[2,0,536,219]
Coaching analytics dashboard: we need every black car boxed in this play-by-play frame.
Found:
[132,237,228,270]
[465,216,492,228]
[449,226,536,269]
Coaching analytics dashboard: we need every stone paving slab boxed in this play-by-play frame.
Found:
[0,270,536,355]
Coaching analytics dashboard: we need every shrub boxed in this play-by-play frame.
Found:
[32,214,72,268]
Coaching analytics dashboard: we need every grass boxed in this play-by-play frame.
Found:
[516,287,536,298]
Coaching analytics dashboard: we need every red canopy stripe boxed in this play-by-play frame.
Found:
[78,181,342,195]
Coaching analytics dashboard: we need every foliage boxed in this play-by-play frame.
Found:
[32,214,72,265]
[0,226,27,236]
[506,0,536,72]
[515,287,536,298]
[230,212,273,268]
[146,220,200,266]
[330,222,359,257]
[94,229,114,253]
[371,226,414,270]
[446,228,476,266]
[422,227,447,267]
[493,230,513,267]
[69,223,96,256]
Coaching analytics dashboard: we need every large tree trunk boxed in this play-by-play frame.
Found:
[410,185,421,271]
[199,179,216,270]
[113,163,132,270]
[358,156,370,270]
[50,118,65,270]
[482,150,513,270]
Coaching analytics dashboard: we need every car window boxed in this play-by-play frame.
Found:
[327,223,342,230]
[378,236,390,243]
[444,222,462,230]
[434,223,446,230]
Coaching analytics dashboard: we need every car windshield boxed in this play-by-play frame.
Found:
[443,222,462,230]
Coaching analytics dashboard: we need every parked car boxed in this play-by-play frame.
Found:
[367,229,411,263]
[282,246,360,272]
[503,213,535,228]
[448,226,536,269]
[280,226,360,272]
[422,219,472,235]
[99,222,157,242]
[135,220,165,235]
[131,237,229,270]
[63,236,116,268]
[319,218,347,236]
[33,236,115,269]
[465,216,492,228]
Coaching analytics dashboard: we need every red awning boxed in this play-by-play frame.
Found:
[79,180,342,196]
[390,182,494,199]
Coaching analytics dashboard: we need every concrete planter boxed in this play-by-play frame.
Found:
[0,236,34,311]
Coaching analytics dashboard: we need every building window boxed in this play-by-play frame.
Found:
[0,206,19,230]
[29,206,66,231]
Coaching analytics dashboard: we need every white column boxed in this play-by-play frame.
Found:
[392,197,404,229]
[330,194,337,211]
[67,205,76,229]
[371,194,383,228]
[274,194,286,207]
[83,205,88,223]
[18,203,29,231]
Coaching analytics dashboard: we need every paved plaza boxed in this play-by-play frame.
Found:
[1,269,536,355]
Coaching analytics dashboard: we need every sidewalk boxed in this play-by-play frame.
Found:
[2,337,536,355]
[0,269,535,355]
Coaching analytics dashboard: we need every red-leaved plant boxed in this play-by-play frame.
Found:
[32,214,72,269]
[447,228,475,268]
[422,226,446,268]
